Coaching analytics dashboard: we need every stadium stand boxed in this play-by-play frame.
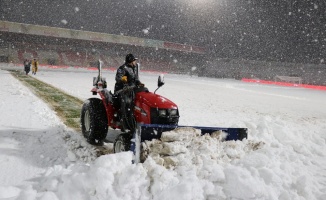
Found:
[1,20,325,86]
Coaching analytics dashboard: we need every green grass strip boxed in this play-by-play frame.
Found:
[9,70,83,131]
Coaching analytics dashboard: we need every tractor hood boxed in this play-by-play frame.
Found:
[136,91,178,109]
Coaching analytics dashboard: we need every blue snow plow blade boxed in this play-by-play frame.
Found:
[131,124,247,163]
[137,124,247,141]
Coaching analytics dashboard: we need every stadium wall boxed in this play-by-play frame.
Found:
[0,38,202,74]
[198,58,326,86]
[2,39,325,86]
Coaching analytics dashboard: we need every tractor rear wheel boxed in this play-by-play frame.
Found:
[81,98,108,145]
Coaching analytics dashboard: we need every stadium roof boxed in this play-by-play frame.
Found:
[0,20,205,54]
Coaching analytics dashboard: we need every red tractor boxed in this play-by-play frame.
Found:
[81,61,247,158]
[80,61,179,152]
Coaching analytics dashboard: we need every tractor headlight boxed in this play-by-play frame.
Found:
[158,109,167,116]
[150,108,179,125]
[169,109,178,116]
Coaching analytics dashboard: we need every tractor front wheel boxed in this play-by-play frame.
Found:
[114,133,132,153]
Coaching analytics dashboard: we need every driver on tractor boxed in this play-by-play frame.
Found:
[114,53,143,92]
[114,53,145,131]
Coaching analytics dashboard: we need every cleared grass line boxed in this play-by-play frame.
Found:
[9,70,83,131]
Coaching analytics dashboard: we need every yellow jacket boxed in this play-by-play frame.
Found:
[32,60,39,67]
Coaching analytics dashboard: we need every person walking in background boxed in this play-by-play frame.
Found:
[31,58,39,75]
[23,59,31,75]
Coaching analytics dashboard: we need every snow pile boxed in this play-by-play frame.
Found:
[141,127,264,168]
[0,127,265,200]
[0,153,150,200]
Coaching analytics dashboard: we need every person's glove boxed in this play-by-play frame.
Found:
[135,80,144,87]
[121,76,127,83]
